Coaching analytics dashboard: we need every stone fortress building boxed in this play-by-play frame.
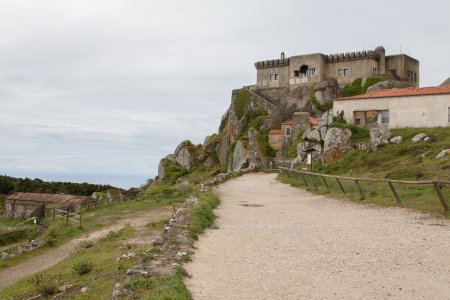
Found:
[254,46,419,89]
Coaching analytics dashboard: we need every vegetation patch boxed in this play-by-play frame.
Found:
[342,76,386,97]
[309,84,333,112]
[188,191,220,240]
[162,158,189,185]
[233,90,252,119]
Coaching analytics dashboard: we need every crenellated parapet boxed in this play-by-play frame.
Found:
[326,50,379,63]
[254,58,290,69]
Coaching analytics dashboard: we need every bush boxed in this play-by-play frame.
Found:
[73,260,94,275]
[161,159,188,185]
[309,84,333,112]
[257,128,276,158]
[27,274,59,296]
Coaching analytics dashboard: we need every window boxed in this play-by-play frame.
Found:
[299,65,308,77]
[338,68,349,76]
[414,73,417,83]
[307,68,316,76]
[285,127,291,136]
[448,107,450,123]
[380,110,389,124]
[372,67,377,74]
[293,70,299,77]
[269,74,279,81]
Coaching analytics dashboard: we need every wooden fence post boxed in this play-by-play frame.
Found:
[433,183,449,211]
[301,174,309,187]
[309,174,318,191]
[336,178,346,194]
[354,180,365,200]
[322,176,330,192]
[53,208,56,219]
[388,182,401,204]
[66,211,69,224]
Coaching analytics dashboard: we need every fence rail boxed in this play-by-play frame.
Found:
[278,167,450,211]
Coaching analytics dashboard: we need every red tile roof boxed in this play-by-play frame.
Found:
[339,86,450,100]
[309,117,318,126]
[269,129,282,135]
[6,192,87,205]
[281,120,294,125]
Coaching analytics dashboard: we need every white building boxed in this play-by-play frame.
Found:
[333,86,450,129]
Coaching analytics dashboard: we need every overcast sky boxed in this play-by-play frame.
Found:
[0,0,449,188]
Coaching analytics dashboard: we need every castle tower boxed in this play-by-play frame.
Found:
[374,46,386,75]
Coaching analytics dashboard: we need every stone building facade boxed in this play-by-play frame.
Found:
[333,86,450,129]
[254,46,419,89]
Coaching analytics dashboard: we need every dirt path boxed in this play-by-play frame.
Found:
[0,207,172,290]
[185,173,450,300]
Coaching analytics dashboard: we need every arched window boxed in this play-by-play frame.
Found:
[299,65,308,77]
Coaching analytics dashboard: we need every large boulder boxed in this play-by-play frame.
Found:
[323,127,352,151]
[366,80,410,93]
[370,128,391,151]
[317,109,334,129]
[314,78,340,107]
[175,147,193,170]
[158,159,166,180]
[232,140,250,171]
[322,128,352,164]
[296,141,322,163]
[305,129,322,142]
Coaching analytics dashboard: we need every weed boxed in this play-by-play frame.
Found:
[73,260,94,275]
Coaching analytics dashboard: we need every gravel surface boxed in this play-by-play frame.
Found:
[185,173,450,300]
[0,208,172,290]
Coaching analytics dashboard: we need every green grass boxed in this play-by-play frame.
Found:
[0,225,139,299]
[188,191,220,240]
[278,172,450,216]
[125,273,192,300]
[0,184,195,270]
[279,127,450,216]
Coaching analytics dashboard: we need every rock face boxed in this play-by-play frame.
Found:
[366,80,410,93]
[296,141,322,163]
[436,149,450,159]
[306,129,322,142]
[232,140,250,171]
[390,136,403,144]
[313,79,340,107]
[158,159,166,180]
[322,128,352,164]
[440,77,450,86]
[412,133,427,143]
[370,128,391,151]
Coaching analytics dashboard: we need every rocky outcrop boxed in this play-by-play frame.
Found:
[412,133,427,143]
[313,79,340,108]
[370,128,391,151]
[440,77,450,86]
[305,129,321,142]
[322,128,352,164]
[296,141,322,163]
[232,140,250,171]
[366,80,410,93]
[158,159,166,180]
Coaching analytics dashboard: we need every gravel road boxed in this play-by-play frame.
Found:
[185,173,450,299]
[0,208,172,290]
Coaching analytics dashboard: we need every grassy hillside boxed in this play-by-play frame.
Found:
[279,127,450,216]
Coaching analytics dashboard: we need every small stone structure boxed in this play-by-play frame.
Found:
[5,192,87,219]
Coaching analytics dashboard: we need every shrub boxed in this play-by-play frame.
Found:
[27,274,59,296]
[162,159,188,185]
[257,128,276,158]
[73,260,94,275]
[309,84,333,112]
[188,192,220,240]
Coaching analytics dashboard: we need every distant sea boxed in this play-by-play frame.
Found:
[4,172,151,189]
